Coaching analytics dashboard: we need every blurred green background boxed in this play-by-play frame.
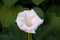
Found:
[0,0,60,40]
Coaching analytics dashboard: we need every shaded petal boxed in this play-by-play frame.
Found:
[16,12,26,29]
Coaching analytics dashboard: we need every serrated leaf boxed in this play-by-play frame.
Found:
[32,0,45,5]
[0,5,23,28]
[33,7,44,19]
[3,0,18,7]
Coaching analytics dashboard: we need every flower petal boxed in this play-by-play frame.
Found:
[16,9,44,34]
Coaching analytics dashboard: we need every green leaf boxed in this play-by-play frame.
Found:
[32,0,45,5]
[46,4,60,17]
[47,5,60,40]
[49,16,60,40]
[0,34,11,40]
[56,6,60,17]
[42,32,57,40]
[3,0,18,7]
[9,22,27,40]
[0,5,23,28]
[47,5,60,31]
[33,7,44,19]
[32,25,50,40]
[48,5,58,13]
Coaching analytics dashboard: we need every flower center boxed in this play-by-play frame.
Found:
[26,20,32,27]
[25,15,34,27]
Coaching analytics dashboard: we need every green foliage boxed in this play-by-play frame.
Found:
[34,25,50,40]
[32,0,45,5]
[3,0,18,7]
[19,0,31,5]
[42,32,57,40]
[47,5,60,40]
[9,22,27,40]
[33,7,44,19]
[0,5,23,27]
[0,34,11,40]
[0,0,60,40]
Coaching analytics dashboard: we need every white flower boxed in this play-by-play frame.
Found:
[16,9,44,34]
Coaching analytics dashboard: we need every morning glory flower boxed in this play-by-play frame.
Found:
[16,9,44,33]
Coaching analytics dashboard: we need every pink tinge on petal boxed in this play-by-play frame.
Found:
[32,17,36,24]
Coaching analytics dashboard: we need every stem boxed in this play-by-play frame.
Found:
[28,33,32,40]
